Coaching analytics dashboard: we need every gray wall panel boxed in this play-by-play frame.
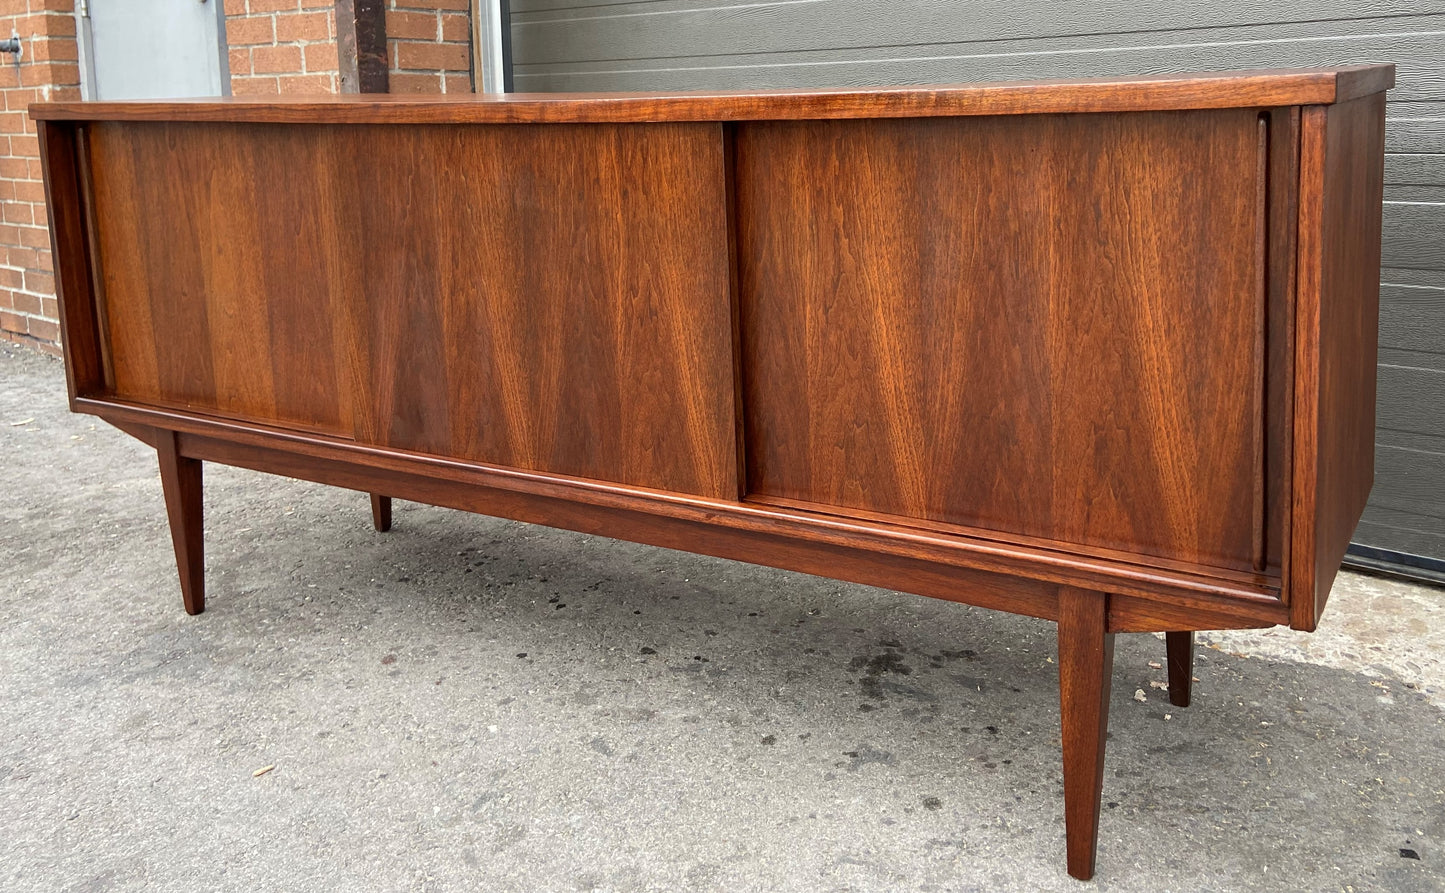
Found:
[1382,268,1445,289]
[1382,202,1445,270]
[1354,519,1445,559]
[1372,446,1445,520]
[511,0,1445,17]
[1385,185,1445,202]
[511,5,1445,68]
[1380,283,1445,356]
[513,26,1443,99]
[1378,366,1445,436]
[1387,154,1445,184]
[511,1,1445,563]
[1389,118,1445,154]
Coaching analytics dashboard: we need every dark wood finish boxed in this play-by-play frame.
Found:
[30,67,1392,880]
[738,110,1267,573]
[87,122,352,436]
[1290,94,1387,631]
[77,394,1291,626]
[1264,106,1301,581]
[1058,586,1115,880]
[754,492,1277,592]
[1166,631,1194,708]
[370,494,391,532]
[35,121,105,401]
[331,123,736,496]
[156,429,204,615]
[85,121,737,499]
[31,66,1391,126]
[335,0,389,94]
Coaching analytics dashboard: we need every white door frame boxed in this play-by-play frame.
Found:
[75,0,231,101]
[472,0,511,93]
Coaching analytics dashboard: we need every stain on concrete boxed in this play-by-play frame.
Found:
[841,745,896,772]
[588,738,614,756]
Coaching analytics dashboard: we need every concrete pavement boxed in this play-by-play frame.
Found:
[2,344,1442,892]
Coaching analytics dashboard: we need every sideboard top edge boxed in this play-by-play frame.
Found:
[29,65,1394,125]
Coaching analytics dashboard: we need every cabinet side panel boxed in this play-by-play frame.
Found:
[1290,94,1386,630]
[738,111,1270,573]
[86,122,351,436]
[37,121,106,402]
[330,122,738,500]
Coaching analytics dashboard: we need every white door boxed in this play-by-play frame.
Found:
[77,0,230,100]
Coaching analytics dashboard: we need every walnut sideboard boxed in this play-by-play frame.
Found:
[31,65,1391,880]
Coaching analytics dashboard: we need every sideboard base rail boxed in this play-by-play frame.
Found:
[82,399,1287,632]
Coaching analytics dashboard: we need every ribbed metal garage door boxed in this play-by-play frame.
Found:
[509,1,1445,575]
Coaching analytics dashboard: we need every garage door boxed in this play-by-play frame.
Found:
[509,1,1445,577]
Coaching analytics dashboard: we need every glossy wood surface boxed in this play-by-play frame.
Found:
[36,121,106,401]
[30,65,1391,125]
[1290,93,1387,630]
[88,123,352,436]
[33,71,1390,630]
[369,494,392,533]
[1262,107,1301,581]
[1057,586,1115,880]
[739,110,1268,572]
[333,122,736,497]
[78,392,1291,628]
[85,121,739,499]
[157,430,204,615]
[1166,631,1195,708]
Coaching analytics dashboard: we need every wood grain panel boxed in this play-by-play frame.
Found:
[738,110,1272,573]
[84,120,738,498]
[86,122,349,435]
[35,121,106,402]
[1263,107,1300,584]
[328,122,737,499]
[1291,94,1387,629]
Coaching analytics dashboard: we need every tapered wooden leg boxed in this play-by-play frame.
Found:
[1057,586,1115,881]
[370,494,392,532]
[1166,631,1194,708]
[156,430,205,615]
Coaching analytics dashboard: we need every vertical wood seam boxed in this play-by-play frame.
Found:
[1289,105,1327,630]
[723,121,748,501]
[1273,106,1300,607]
[1251,113,1268,573]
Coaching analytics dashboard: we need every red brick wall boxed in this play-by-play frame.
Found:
[230,1,474,97]
[388,0,472,94]
[0,0,77,353]
[226,0,340,95]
